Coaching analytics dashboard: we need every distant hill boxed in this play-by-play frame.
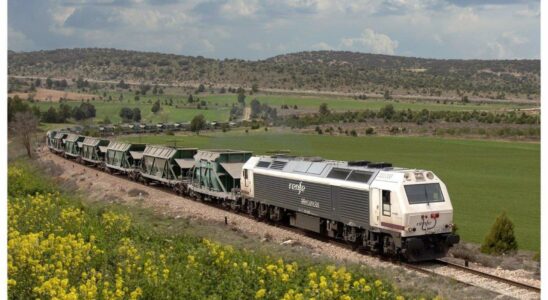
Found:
[8,48,540,99]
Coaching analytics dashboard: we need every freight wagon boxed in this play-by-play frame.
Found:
[81,137,110,165]
[104,142,147,179]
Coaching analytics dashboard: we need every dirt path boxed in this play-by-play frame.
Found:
[38,149,537,299]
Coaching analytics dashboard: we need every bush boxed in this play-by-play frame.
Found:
[365,127,375,135]
[480,211,518,255]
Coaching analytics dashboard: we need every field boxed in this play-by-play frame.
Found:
[8,160,413,299]
[9,88,96,102]
[200,94,529,112]
[122,131,540,252]
[30,90,534,125]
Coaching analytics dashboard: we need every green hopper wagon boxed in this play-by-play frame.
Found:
[81,137,111,165]
[51,132,68,153]
[64,134,85,158]
[105,142,147,179]
[189,150,252,202]
[139,145,198,186]
[46,130,57,150]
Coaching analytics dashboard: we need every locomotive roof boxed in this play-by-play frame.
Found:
[252,156,400,184]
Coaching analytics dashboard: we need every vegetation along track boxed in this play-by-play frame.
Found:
[45,148,540,299]
[402,259,540,299]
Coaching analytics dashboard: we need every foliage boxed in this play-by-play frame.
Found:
[8,163,411,300]
[8,49,540,96]
[9,112,39,158]
[151,100,161,114]
[190,114,206,134]
[481,212,518,255]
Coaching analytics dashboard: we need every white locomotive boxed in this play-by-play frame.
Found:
[241,156,459,261]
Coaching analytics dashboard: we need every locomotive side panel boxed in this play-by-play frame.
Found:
[254,173,333,218]
[332,187,370,228]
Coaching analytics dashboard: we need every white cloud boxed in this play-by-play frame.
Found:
[340,28,399,55]
[220,0,259,18]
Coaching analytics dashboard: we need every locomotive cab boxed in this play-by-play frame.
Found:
[371,170,459,261]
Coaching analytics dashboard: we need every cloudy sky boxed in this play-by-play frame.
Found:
[8,0,540,60]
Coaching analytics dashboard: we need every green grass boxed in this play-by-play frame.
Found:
[122,131,540,251]
[201,94,528,112]
[32,91,532,126]
[32,92,230,124]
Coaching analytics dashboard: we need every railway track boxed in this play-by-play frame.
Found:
[47,150,541,299]
[401,259,540,299]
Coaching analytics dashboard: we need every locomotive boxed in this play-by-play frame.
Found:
[46,131,459,261]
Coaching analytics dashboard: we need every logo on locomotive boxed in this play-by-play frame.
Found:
[288,181,306,195]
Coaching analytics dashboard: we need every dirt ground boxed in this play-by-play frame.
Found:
[35,148,538,299]
[9,88,96,102]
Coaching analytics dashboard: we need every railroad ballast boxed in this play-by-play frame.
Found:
[46,131,459,261]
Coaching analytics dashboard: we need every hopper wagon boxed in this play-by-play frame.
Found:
[139,145,197,188]
[63,134,85,159]
[50,132,68,154]
[188,150,252,204]
[46,130,58,151]
[81,137,111,166]
[104,142,147,179]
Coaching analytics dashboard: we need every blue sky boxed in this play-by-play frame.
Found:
[8,0,540,60]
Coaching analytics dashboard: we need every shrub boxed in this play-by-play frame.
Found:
[480,211,518,255]
[365,127,375,135]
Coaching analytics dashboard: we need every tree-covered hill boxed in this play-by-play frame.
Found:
[8,48,540,99]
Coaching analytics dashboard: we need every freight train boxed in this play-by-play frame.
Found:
[46,130,459,262]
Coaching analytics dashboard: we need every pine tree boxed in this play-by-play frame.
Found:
[481,211,518,255]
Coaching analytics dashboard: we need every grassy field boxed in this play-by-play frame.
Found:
[122,131,540,252]
[31,90,532,125]
[201,94,528,112]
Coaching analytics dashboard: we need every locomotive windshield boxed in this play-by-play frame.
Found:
[404,183,444,204]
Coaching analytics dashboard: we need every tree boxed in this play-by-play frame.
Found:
[151,100,161,114]
[379,104,395,120]
[132,108,142,122]
[252,83,259,93]
[8,96,30,122]
[188,94,194,103]
[10,111,39,158]
[35,78,41,87]
[119,107,134,121]
[319,103,330,116]
[196,84,206,93]
[190,114,206,135]
[384,90,391,100]
[42,107,59,123]
[250,99,261,118]
[481,211,518,255]
[237,89,246,105]
[46,77,53,89]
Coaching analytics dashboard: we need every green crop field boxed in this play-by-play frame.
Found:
[121,131,540,251]
[33,100,229,124]
[31,90,532,126]
[201,94,526,112]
